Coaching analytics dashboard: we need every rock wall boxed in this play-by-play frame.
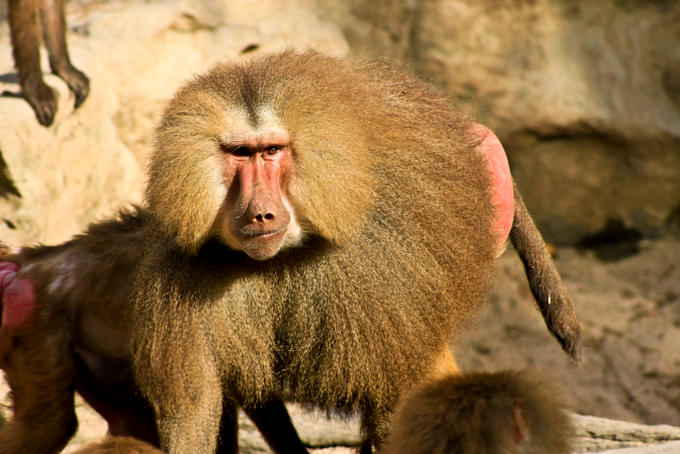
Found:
[414,0,680,244]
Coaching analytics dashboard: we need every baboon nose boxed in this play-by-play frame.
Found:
[254,212,275,224]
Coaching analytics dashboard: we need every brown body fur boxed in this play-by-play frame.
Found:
[130,50,554,453]
[0,211,152,454]
[0,210,308,454]
[7,0,89,126]
[70,437,163,454]
[382,369,574,454]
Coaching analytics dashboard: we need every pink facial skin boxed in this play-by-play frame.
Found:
[470,123,515,254]
[0,261,37,329]
[218,132,296,261]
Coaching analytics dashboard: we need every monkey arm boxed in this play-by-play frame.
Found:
[147,358,223,453]
[7,0,58,126]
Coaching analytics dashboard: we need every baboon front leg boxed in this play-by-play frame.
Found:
[360,404,394,454]
[150,366,223,454]
[216,398,238,454]
[40,0,89,108]
[245,398,309,454]
[8,0,57,126]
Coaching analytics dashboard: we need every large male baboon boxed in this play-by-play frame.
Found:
[123,50,581,453]
[6,0,89,126]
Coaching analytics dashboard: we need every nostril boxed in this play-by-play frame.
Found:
[254,212,275,223]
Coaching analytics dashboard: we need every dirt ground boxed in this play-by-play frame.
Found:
[460,235,680,427]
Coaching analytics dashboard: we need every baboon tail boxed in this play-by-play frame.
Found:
[509,181,583,362]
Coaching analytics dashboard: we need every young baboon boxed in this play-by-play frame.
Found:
[125,50,581,453]
[7,0,89,126]
[70,437,163,454]
[382,369,574,454]
[0,210,308,454]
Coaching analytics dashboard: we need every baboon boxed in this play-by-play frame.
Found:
[70,437,163,454]
[0,210,308,454]
[6,0,89,126]
[126,50,581,453]
[382,369,574,454]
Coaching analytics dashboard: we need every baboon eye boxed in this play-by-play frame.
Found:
[265,145,281,155]
[221,144,251,157]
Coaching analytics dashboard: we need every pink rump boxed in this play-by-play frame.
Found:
[470,124,514,253]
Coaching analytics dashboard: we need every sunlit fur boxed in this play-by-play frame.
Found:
[383,369,574,454]
[134,50,496,453]
[70,436,163,454]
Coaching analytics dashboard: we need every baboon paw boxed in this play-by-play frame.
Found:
[559,320,583,363]
[24,80,58,127]
[60,66,90,108]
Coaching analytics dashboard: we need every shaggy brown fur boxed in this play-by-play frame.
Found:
[7,0,89,126]
[70,437,163,454]
[382,369,574,454]
[0,210,307,454]
[130,50,580,453]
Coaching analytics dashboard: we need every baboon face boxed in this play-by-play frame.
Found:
[212,126,302,260]
[148,54,376,257]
